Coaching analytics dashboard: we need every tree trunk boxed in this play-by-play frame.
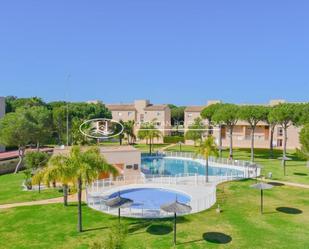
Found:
[36,141,40,151]
[251,126,255,163]
[269,126,274,159]
[205,157,209,183]
[229,126,233,159]
[63,184,68,206]
[14,146,25,173]
[149,137,152,154]
[77,177,83,232]
[282,126,288,173]
[218,125,222,158]
[38,181,41,193]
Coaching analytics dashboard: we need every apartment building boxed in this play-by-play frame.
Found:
[184,100,301,149]
[106,100,171,140]
[0,97,5,152]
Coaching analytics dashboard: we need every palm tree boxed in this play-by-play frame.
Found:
[195,136,218,183]
[137,122,162,154]
[34,146,117,232]
[123,120,136,144]
[36,154,75,206]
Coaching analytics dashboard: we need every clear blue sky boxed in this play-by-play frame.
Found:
[1,0,308,105]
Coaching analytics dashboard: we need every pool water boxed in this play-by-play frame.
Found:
[141,157,243,176]
[109,188,190,210]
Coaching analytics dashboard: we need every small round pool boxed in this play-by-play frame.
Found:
[108,188,191,210]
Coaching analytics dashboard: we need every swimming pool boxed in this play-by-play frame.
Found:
[108,188,191,210]
[141,157,243,176]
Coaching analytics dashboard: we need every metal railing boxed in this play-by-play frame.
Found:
[86,177,217,218]
[142,151,260,169]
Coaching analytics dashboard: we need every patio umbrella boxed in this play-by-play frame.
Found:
[278,156,292,175]
[250,182,273,214]
[105,193,133,223]
[160,200,192,245]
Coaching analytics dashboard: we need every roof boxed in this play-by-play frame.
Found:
[184,106,205,112]
[106,104,136,111]
[144,104,169,111]
[100,145,139,153]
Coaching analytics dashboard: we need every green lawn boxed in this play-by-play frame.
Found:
[0,173,62,205]
[165,145,309,184]
[134,143,170,152]
[0,180,308,249]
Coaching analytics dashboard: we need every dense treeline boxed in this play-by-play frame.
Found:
[0,97,111,171]
[185,102,309,168]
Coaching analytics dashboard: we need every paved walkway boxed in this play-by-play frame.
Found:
[159,144,176,152]
[0,192,86,210]
[260,178,309,189]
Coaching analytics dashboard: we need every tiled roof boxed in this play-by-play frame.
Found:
[184,106,205,112]
[106,104,136,111]
[144,105,169,111]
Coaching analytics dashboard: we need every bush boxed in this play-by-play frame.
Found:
[90,224,128,249]
[163,135,185,144]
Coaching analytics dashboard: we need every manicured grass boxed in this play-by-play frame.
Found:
[0,180,308,249]
[165,145,309,184]
[134,143,170,152]
[0,173,62,205]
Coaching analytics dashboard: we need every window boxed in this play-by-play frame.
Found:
[128,111,132,116]
[157,112,161,116]
[277,127,283,136]
[156,121,161,127]
[118,112,122,116]
[277,139,283,147]
[140,114,144,122]
[187,113,192,118]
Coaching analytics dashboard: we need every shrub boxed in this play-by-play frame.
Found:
[163,135,185,144]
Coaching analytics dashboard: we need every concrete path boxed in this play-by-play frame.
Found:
[260,178,309,189]
[0,192,86,210]
[159,143,176,152]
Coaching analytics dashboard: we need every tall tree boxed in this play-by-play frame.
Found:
[298,124,309,166]
[201,103,224,156]
[137,122,162,154]
[212,104,239,159]
[264,106,278,158]
[51,102,111,145]
[41,146,117,232]
[269,103,296,172]
[23,106,53,149]
[25,151,50,193]
[239,105,268,162]
[0,110,36,173]
[195,136,218,182]
[5,96,46,113]
[123,120,136,144]
[168,105,185,133]
[185,117,205,146]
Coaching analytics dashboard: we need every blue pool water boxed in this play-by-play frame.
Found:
[109,188,190,210]
[141,157,243,176]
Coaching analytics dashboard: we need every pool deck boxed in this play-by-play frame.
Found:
[87,182,216,218]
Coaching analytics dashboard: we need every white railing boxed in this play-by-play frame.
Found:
[86,180,217,218]
[144,151,260,169]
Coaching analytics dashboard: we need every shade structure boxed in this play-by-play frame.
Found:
[278,156,292,175]
[161,200,192,245]
[250,182,274,214]
[105,194,133,222]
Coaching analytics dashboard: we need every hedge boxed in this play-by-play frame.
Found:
[163,136,185,144]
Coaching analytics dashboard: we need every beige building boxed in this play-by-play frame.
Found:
[54,146,141,179]
[106,100,171,140]
[184,100,301,149]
